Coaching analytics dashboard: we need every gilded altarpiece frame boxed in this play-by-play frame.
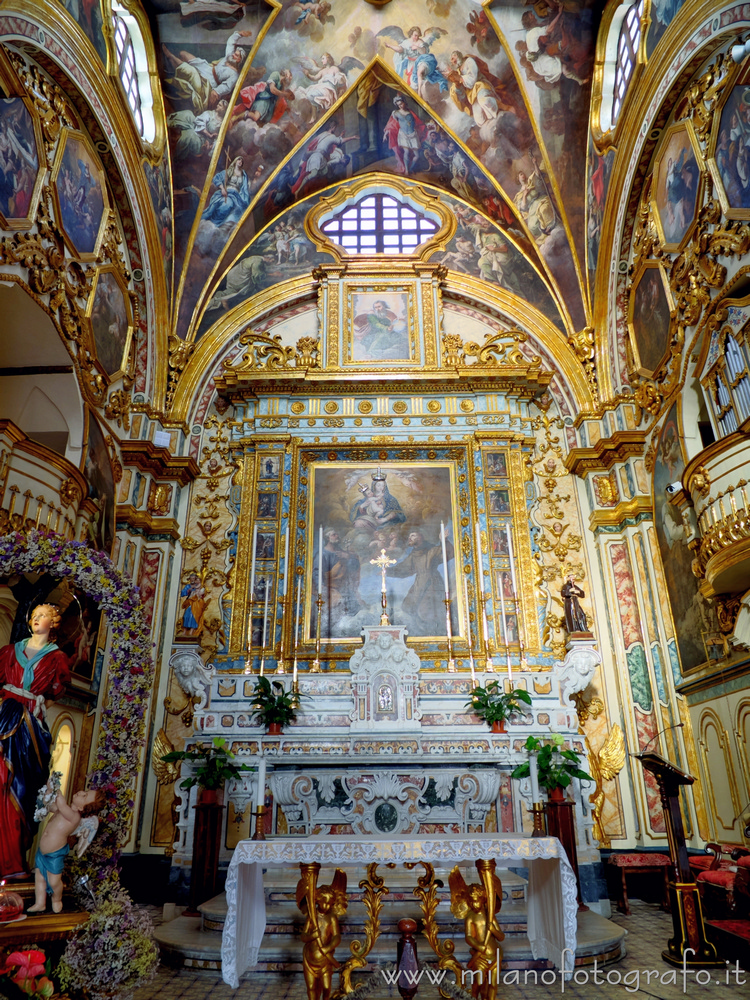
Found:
[224,439,539,668]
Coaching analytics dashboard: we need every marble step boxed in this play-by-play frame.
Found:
[200,866,528,933]
[155,907,627,974]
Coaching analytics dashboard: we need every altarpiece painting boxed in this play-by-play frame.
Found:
[307,463,460,641]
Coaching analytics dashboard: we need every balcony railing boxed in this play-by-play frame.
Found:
[0,420,91,541]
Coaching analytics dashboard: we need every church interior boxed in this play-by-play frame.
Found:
[1,0,750,996]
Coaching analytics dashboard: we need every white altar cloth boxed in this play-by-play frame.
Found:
[221,834,578,988]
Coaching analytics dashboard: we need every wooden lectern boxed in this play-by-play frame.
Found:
[635,752,721,967]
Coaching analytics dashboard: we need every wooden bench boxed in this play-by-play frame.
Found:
[607,852,671,915]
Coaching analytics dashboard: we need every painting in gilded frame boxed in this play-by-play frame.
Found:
[0,97,43,229]
[307,463,460,641]
[52,130,107,260]
[484,451,508,478]
[256,491,278,519]
[628,262,673,376]
[652,402,717,671]
[711,72,750,218]
[652,124,700,250]
[82,410,115,555]
[87,267,133,378]
[344,285,417,365]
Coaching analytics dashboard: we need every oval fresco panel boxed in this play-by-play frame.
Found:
[0,98,41,226]
[89,270,130,377]
[55,134,106,258]
[653,126,699,248]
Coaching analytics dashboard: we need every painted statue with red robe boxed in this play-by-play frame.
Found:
[0,604,70,879]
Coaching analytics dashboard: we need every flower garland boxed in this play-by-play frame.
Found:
[0,530,154,878]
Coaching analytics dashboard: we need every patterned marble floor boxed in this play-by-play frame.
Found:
[133,900,748,1000]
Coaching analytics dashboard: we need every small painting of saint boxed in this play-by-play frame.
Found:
[260,455,280,479]
[491,528,509,557]
[488,489,510,514]
[485,452,508,478]
[255,532,275,560]
[256,492,278,518]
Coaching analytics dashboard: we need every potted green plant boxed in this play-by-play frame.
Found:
[161,736,253,804]
[511,733,592,800]
[465,681,532,733]
[250,676,301,734]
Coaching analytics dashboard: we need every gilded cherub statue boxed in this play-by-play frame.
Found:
[296,867,347,1000]
[449,862,505,1000]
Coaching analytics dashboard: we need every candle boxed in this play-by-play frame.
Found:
[529,753,540,803]
[282,528,290,596]
[498,584,511,680]
[465,587,476,686]
[260,578,269,675]
[250,524,258,600]
[318,526,323,593]
[293,576,301,685]
[506,524,517,597]
[255,755,266,809]
[440,521,450,597]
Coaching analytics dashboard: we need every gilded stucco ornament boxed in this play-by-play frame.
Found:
[222,328,321,375]
[166,335,194,411]
[6,53,76,157]
[567,326,598,404]
[105,389,131,431]
[682,54,732,148]
[528,400,587,660]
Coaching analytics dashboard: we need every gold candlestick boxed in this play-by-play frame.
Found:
[310,592,323,673]
[252,805,267,840]
[444,595,456,672]
[480,593,495,672]
[531,802,546,837]
[276,592,288,674]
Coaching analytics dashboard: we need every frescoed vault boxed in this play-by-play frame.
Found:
[148,0,597,344]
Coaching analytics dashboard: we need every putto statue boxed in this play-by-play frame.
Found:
[28,779,105,914]
[0,604,70,879]
[449,861,504,1000]
[296,867,348,1000]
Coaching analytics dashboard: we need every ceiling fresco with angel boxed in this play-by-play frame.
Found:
[147,0,601,344]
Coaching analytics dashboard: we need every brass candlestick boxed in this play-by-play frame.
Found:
[276,592,288,674]
[444,595,456,672]
[310,592,323,673]
[480,593,495,672]
[516,597,528,671]
[531,802,546,837]
[252,805,267,840]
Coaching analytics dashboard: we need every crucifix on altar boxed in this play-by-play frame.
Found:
[370,548,396,625]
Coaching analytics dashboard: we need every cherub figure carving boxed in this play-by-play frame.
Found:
[449,862,504,1000]
[296,867,347,1000]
